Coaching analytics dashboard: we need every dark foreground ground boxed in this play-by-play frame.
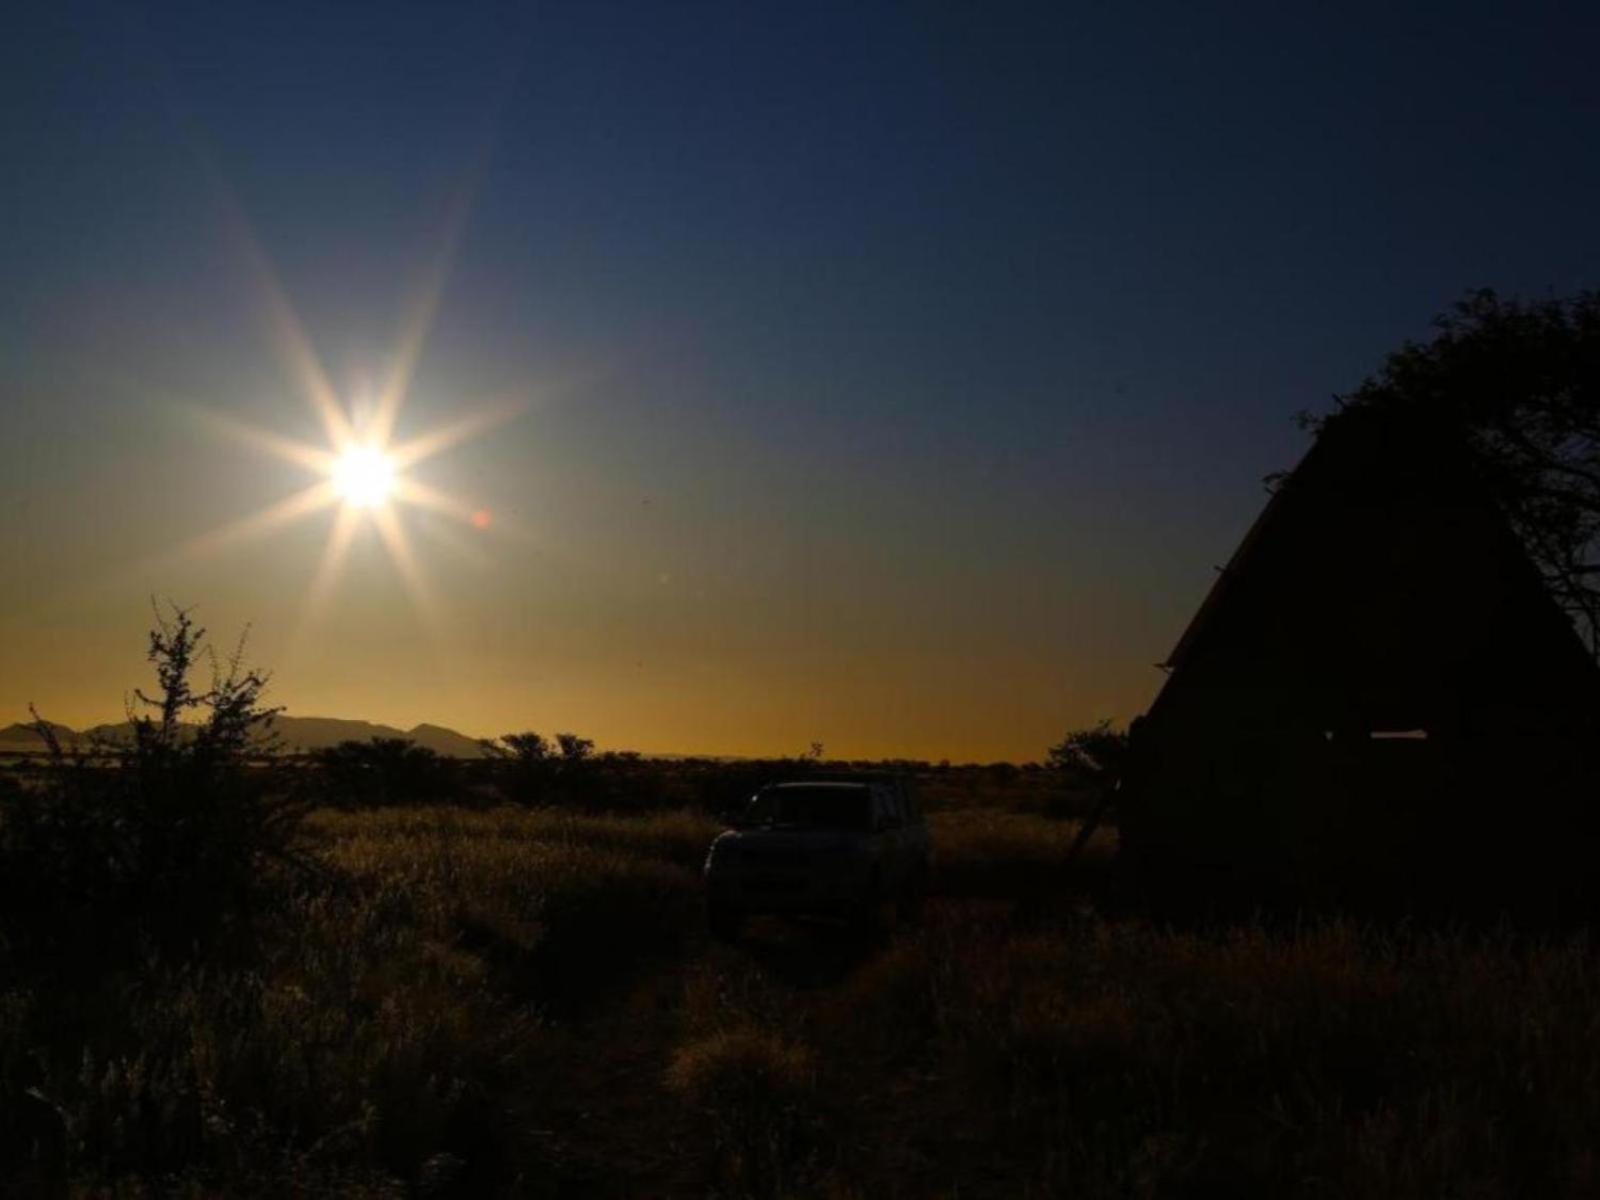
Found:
[3,781,1598,1198]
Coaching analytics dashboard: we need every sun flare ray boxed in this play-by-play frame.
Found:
[392,477,478,522]
[166,481,339,566]
[290,503,362,653]
[389,397,528,470]
[214,184,355,450]
[372,504,440,630]
[368,168,485,448]
[185,406,337,474]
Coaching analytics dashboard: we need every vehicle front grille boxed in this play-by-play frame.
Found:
[741,849,812,868]
[746,873,807,894]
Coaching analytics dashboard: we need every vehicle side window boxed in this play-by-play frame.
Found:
[873,789,901,829]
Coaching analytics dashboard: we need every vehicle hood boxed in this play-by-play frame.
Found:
[713,828,866,855]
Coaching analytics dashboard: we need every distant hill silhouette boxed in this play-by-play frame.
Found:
[0,720,75,747]
[0,715,490,758]
[403,722,489,758]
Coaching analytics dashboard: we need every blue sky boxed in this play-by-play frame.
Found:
[4,1,1599,758]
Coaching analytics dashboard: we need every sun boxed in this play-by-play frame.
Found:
[155,177,532,644]
[332,445,397,509]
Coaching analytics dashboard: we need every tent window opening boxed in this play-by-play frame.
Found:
[1321,729,1430,741]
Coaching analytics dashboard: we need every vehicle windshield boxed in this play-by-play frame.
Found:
[745,786,871,831]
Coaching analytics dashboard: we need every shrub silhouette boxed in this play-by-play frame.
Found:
[1046,719,1129,791]
[314,737,454,807]
[0,604,308,969]
[554,732,594,762]
[499,731,553,764]
[484,730,611,809]
[485,730,558,805]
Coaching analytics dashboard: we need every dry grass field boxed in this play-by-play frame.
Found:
[3,783,1598,1198]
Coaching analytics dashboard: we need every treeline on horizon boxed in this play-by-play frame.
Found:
[6,721,1102,816]
[1,719,1096,776]
[8,673,1122,817]
[313,731,1109,813]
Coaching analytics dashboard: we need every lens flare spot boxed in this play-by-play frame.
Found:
[471,508,492,529]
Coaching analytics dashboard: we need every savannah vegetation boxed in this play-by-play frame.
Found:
[1,287,1597,1196]
[1,606,1597,1197]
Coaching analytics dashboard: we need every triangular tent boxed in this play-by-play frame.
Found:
[1121,407,1600,903]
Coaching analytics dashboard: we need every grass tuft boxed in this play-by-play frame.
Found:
[667,1028,818,1195]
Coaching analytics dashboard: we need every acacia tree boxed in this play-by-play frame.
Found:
[315,737,449,807]
[1047,719,1131,868]
[487,731,556,805]
[554,732,594,762]
[5,603,305,967]
[1046,719,1129,790]
[1322,289,1600,655]
[499,732,553,763]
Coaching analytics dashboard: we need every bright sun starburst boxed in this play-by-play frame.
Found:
[332,445,397,509]
[152,173,533,650]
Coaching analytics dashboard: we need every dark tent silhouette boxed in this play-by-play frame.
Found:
[1121,407,1600,905]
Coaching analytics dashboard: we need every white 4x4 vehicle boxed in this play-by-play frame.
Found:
[702,778,929,938]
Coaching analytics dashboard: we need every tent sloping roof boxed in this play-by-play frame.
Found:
[1124,407,1600,901]
[1145,406,1600,736]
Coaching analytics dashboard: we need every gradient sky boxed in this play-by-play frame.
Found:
[5,1,1600,760]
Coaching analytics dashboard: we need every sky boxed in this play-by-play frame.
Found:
[4,1,1600,760]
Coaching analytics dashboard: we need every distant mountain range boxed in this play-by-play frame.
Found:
[0,716,490,759]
